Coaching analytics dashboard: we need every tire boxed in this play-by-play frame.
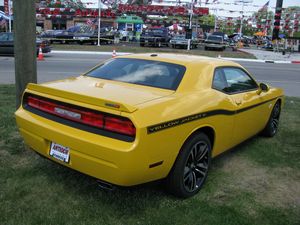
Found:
[166,132,211,198]
[261,101,281,137]
[140,43,145,47]
[204,46,208,50]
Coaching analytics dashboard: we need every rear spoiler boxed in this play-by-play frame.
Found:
[25,83,137,113]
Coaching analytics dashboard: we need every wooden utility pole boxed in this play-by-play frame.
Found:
[13,0,37,108]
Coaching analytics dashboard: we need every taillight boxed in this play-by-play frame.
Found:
[26,95,135,137]
[81,111,103,128]
[105,116,136,136]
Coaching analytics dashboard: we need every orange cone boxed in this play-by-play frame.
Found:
[37,46,44,61]
[112,49,116,58]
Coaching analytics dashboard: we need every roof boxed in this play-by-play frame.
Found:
[118,53,239,68]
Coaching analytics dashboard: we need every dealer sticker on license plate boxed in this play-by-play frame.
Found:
[49,142,70,163]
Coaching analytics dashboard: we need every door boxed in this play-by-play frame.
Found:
[220,67,268,144]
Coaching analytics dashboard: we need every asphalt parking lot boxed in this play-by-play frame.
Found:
[0,52,299,97]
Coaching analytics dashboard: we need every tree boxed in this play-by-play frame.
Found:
[280,6,300,37]
[14,0,37,108]
[252,10,274,35]
[199,14,215,26]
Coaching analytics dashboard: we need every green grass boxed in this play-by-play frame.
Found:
[0,85,299,225]
[52,43,256,59]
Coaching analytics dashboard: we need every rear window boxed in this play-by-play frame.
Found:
[207,35,222,42]
[86,58,186,90]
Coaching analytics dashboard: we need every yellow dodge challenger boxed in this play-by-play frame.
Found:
[15,54,283,198]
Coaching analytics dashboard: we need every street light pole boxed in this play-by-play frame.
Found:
[187,0,194,51]
[8,0,12,32]
[239,1,244,37]
[97,0,101,46]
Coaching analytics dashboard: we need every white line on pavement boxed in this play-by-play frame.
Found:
[51,50,131,55]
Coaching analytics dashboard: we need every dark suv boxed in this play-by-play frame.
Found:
[140,28,170,47]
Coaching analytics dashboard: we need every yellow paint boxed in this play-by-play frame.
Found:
[15,54,284,186]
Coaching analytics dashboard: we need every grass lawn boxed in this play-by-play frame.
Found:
[0,84,299,225]
[52,43,256,59]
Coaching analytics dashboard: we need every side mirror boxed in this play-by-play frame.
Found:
[257,83,269,95]
[260,83,269,92]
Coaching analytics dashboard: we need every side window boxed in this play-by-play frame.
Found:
[212,68,227,91]
[213,67,258,94]
[222,68,258,93]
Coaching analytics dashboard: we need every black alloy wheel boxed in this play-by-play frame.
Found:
[261,101,281,137]
[166,133,211,198]
[183,139,210,193]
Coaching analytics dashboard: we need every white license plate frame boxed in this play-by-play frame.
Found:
[49,142,70,163]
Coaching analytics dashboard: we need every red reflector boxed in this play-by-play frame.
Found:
[105,116,136,136]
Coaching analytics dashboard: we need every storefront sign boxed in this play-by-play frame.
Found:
[37,4,209,18]
[117,4,209,16]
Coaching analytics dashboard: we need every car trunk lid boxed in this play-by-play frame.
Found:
[25,76,174,113]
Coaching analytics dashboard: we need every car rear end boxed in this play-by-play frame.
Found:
[15,56,188,186]
[16,85,141,186]
[204,35,225,50]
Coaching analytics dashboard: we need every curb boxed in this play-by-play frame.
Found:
[237,48,300,64]
[51,50,300,64]
[220,57,293,64]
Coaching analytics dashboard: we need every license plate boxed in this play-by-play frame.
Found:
[49,142,70,163]
[145,40,148,43]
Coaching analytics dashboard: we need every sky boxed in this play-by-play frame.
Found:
[81,0,300,18]
[0,0,298,19]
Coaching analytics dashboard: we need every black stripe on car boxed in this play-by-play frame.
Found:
[147,97,281,134]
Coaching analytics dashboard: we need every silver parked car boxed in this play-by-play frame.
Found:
[170,35,198,49]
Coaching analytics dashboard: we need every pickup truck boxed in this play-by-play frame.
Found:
[140,28,170,47]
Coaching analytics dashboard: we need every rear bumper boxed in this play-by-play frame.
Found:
[204,43,225,49]
[15,107,169,186]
